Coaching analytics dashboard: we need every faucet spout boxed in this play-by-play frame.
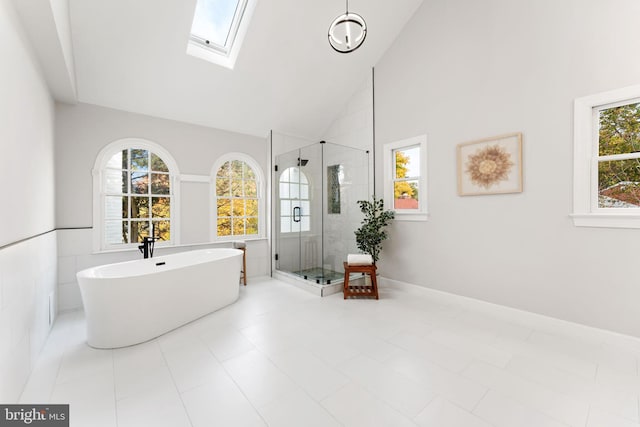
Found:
[140,224,161,259]
[140,236,158,259]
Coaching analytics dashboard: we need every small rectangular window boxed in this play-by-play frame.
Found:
[595,101,640,209]
[572,85,640,228]
[392,146,421,210]
[384,136,428,221]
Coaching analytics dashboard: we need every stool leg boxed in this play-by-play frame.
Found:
[370,272,378,300]
[343,271,349,299]
[242,248,247,286]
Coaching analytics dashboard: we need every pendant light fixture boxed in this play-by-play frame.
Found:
[328,0,367,53]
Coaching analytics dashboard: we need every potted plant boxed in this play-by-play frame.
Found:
[354,196,395,263]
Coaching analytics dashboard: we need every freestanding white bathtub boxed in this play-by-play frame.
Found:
[77,248,243,349]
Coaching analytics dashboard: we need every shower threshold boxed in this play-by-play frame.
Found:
[273,270,347,297]
[293,267,344,285]
[274,268,369,297]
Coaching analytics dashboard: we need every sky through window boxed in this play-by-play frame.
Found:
[191,0,240,48]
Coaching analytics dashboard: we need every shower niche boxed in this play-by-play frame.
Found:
[273,137,371,290]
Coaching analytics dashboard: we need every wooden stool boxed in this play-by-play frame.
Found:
[343,262,378,299]
[233,241,247,286]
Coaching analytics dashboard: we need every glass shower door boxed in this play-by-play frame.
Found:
[274,139,370,286]
[275,150,303,276]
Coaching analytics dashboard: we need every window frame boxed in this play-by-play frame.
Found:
[210,152,265,241]
[186,0,257,70]
[92,138,180,252]
[383,135,429,221]
[573,85,640,228]
[278,167,311,234]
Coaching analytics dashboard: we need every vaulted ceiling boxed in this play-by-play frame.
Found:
[22,0,425,138]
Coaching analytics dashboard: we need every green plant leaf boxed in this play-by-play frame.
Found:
[354,196,395,262]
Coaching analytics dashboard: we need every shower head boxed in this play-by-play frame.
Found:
[298,158,309,166]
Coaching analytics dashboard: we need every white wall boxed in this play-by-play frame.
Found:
[55,102,270,310]
[10,0,77,102]
[0,0,58,402]
[49,0,75,89]
[374,0,640,337]
[322,74,374,152]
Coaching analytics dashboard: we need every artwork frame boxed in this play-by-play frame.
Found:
[457,132,523,196]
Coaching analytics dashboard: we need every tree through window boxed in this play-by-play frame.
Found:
[102,147,173,247]
[393,146,420,210]
[215,159,259,237]
[572,86,640,228]
[597,102,640,208]
[383,135,428,221]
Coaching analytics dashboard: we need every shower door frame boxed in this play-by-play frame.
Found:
[272,140,372,286]
[274,150,305,277]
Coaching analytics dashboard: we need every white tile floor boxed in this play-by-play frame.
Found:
[19,277,640,427]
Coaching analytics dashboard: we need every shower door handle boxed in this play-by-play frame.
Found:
[293,206,301,223]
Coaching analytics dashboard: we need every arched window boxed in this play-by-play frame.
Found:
[93,139,179,250]
[212,153,264,239]
[279,167,310,232]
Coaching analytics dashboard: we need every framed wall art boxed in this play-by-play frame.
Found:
[457,133,523,196]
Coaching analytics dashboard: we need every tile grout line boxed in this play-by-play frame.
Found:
[244,343,346,426]
[476,388,577,427]
[317,381,352,427]
[46,320,72,402]
[324,376,420,426]
[157,339,196,427]
[524,328,535,342]
[465,358,593,427]
[490,332,601,383]
[445,395,498,427]
[500,354,594,408]
[111,349,119,427]
[203,336,270,426]
[411,393,438,421]
[470,387,490,414]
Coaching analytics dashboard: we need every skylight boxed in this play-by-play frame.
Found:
[187,0,256,69]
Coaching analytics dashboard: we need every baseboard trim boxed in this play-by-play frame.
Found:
[379,276,640,351]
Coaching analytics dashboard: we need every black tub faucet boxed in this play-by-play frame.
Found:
[138,236,156,259]
[138,225,160,258]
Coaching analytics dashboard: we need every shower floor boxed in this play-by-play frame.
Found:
[293,267,344,284]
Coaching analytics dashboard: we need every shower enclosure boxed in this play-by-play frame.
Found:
[274,140,371,285]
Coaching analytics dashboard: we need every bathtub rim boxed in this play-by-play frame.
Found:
[77,247,244,280]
